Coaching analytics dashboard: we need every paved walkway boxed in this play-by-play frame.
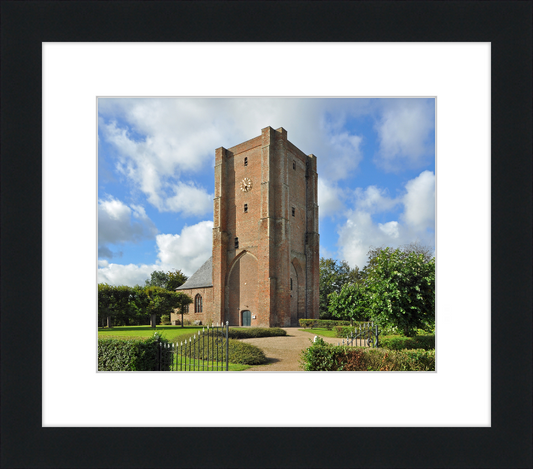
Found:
[241,327,342,371]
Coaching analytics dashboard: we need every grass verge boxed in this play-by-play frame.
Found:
[98,325,204,342]
[171,356,250,371]
[299,327,337,338]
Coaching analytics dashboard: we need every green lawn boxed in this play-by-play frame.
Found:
[171,357,249,371]
[98,325,206,342]
[299,327,338,338]
[98,325,250,371]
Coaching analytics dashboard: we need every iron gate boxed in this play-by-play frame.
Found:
[156,321,229,371]
[338,322,380,348]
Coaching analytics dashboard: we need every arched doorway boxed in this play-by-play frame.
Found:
[227,251,258,326]
[241,310,251,326]
[290,258,305,326]
[290,262,298,325]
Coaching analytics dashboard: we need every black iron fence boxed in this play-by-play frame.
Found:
[156,321,229,371]
[338,322,380,348]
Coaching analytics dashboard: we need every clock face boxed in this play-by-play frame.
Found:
[240,177,253,192]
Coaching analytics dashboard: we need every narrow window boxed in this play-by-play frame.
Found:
[244,204,248,213]
[244,157,248,166]
[290,278,293,290]
[235,237,239,249]
[293,161,296,170]
[195,294,202,313]
[292,207,295,217]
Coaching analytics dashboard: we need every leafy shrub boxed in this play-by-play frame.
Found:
[380,334,435,351]
[98,333,172,371]
[334,324,376,338]
[228,327,287,339]
[300,341,435,371]
[160,314,171,325]
[173,335,267,365]
[365,248,435,337]
[227,340,267,365]
[299,319,352,329]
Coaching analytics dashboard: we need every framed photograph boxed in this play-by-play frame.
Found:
[2,1,531,467]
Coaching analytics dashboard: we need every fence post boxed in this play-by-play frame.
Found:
[225,321,229,371]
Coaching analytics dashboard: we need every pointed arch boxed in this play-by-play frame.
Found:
[226,251,259,326]
[291,257,305,325]
[226,249,258,286]
[194,293,203,313]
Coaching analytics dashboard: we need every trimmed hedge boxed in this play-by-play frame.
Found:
[300,338,435,371]
[98,335,172,371]
[176,337,267,365]
[299,319,353,329]
[333,324,376,338]
[227,340,267,365]
[228,327,287,339]
[379,334,435,351]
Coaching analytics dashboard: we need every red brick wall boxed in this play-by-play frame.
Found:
[226,251,260,326]
[211,127,319,326]
[171,287,215,325]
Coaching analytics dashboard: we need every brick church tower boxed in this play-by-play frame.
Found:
[213,126,319,327]
[175,126,319,327]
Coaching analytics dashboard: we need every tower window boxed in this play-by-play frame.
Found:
[235,237,239,249]
[292,207,295,217]
[195,294,203,313]
[244,157,248,166]
[290,278,293,290]
[244,204,248,213]
[293,161,296,170]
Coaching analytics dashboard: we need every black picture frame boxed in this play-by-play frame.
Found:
[1,1,531,468]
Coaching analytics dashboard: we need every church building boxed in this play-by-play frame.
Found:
[171,126,319,327]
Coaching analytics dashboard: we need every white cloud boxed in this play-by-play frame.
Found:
[98,196,157,258]
[155,221,214,276]
[338,210,402,268]
[353,185,399,213]
[165,181,212,216]
[318,179,345,218]
[320,129,364,181]
[402,170,435,231]
[337,171,435,268]
[97,262,158,287]
[98,98,374,215]
[97,220,214,286]
[379,221,400,238]
[374,99,435,172]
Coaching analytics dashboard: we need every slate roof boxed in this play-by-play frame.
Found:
[176,257,213,290]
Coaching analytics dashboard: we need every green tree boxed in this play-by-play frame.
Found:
[127,285,151,325]
[145,269,188,291]
[400,241,434,263]
[145,270,169,289]
[166,269,188,291]
[328,282,371,322]
[98,284,134,327]
[365,247,435,337]
[144,286,192,328]
[98,283,114,327]
[319,258,361,319]
[365,242,434,274]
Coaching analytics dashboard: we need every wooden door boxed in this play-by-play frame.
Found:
[242,310,251,326]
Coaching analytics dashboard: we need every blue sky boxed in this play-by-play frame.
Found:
[98,98,435,286]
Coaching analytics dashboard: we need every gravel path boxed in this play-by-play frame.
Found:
[241,327,341,371]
